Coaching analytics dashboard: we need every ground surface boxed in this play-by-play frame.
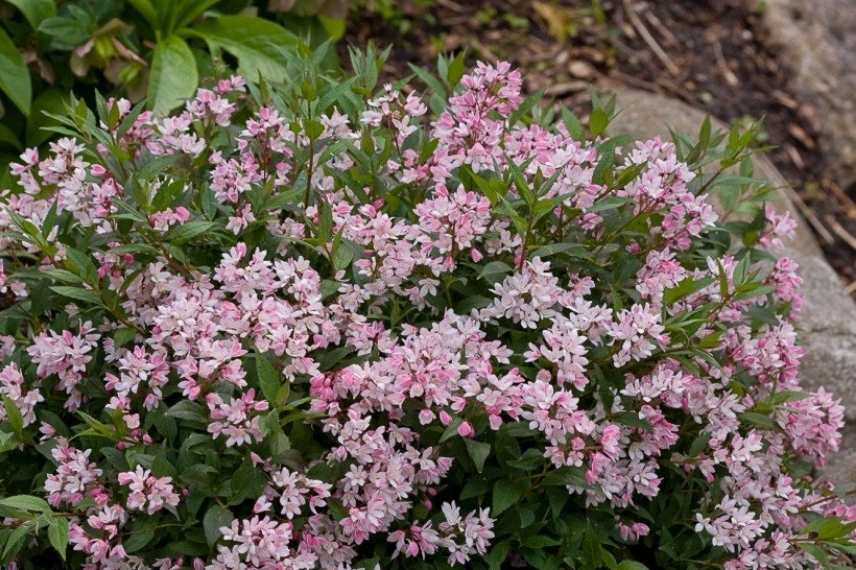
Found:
[344,0,856,293]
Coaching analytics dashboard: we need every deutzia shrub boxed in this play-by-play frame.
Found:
[0,46,853,569]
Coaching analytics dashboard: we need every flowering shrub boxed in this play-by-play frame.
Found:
[0,48,853,569]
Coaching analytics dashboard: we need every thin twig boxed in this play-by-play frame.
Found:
[785,187,835,245]
[826,179,856,211]
[622,0,680,76]
[434,0,466,12]
[845,280,856,295]
[643,10,679,47]
[825,215,856,251]
[713,40,739,86]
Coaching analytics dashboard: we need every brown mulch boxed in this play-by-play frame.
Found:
[343,0,856,295]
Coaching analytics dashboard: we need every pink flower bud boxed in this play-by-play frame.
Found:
[457,420,474,438]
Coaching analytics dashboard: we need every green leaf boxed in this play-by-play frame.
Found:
[50,286,102,306]
[3,524,30,560]
[149,36,199,115]
[0,430,17,453]
[40,268,83,284]
[65,246,98,284]
[590,196,629,212]
[256,353,284,408]
[166,400,206,422]
[484,541,511,570]
[127,0,158,30]
[589,107,609,136]
[530,242,589,259]
[804,517,856,540]
[113,327,138,347]
[439,416,463,443]
[617,562,650,570]
[478,261,513,282]
[124,526,155,553]
[492,479,525,516]
[0,495,50,512]
[2,397,24,436]
[110,243,160,257]
[523,535,561,548]
[464,439,491,474]
[318,15,345,40]
[0,123,21,150]
[173,0,222,31]
[37,9,93,50]
[446,51,466,88]
[460,478,490,500]
[203,504,234,546]
[797,542,829,565]
[688,431,711,457]
[663,277,714,306]
[7,0,56,29]
[189,16,298,84]
[541,466,586,487]
[166,220,216,244]
[229,460,265,503]
[47,516,69,560]
[739,411,776,430]
[408,64,446,113]
[562,107,584,140]
[0,27,31,115]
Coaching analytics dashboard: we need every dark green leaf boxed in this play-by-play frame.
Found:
[50,286,102,306]
[7,0,56,29]
[2,397,23,437]
[617,562,650,570]
[189,16,298,84]
[256,353,285,408]
[0,27,31,115]
[203,504,234,546]
[464,439,491,474]
[492,479,525,516]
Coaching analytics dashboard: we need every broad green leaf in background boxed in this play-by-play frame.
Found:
[188,16,298,83]
[318,15,345,40]
[26,88,68,147]
[0,124,21,150]
[37,6,95,50]
[129,0,221,37]
[172,0,222,32]
[127,0,159,32]
[0,27,31,115]
[149,35,199,114]
[616,562,651,570]
[6,0,56,29]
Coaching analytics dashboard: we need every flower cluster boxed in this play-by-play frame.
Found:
[0,52,852,570]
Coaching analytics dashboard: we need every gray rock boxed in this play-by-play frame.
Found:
[606,87,856,492]
[761,0,856,190]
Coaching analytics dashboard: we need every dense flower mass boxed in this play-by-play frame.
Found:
[0,49,852,570]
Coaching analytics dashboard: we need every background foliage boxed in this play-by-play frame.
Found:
[0,0,370,177]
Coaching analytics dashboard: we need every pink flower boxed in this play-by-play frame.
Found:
[117,465,180,514]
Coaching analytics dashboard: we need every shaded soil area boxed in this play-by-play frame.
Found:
[344,0,856,294]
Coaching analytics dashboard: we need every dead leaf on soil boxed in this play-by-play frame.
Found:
[533,1,575,41]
